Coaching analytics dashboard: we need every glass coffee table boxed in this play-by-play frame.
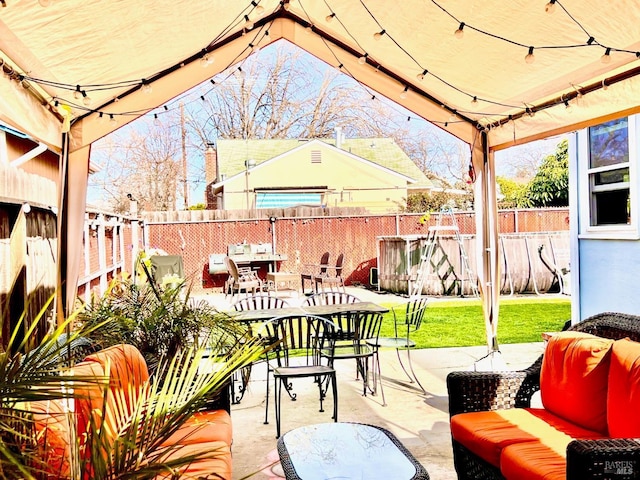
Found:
[277,422,430,479]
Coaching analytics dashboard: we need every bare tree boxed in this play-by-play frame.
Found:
[90,117,182,212]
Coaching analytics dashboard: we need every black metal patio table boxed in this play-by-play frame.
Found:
[277,422,430,479]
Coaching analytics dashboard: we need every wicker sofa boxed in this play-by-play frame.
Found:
[32,344,233,479]
[447,312,640,480]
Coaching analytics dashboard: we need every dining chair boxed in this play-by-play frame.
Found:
[320,310,383,396]
[224,256,262,298]
[300,252,330,295]
[312,253,345,293]
[232,294,290,311]
[301,291,360,306]
[229,294,290,404]
[366,296,429,406]
[258,314,340,438]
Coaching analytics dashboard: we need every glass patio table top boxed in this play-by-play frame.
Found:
[277,422,429,480]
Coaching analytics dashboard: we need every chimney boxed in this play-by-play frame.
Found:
[204,143,218,183]
[334,126,342,149]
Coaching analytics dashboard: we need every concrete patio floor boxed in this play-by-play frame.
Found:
[195,287,546,480]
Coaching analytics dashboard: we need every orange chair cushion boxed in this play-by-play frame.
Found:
[153,441,232,480]
[163,410,232,446]
[540,331,613,433]
[500,439,572,480]
[607,338,640,437]
[84,344,150,410]
[30,398,72,477]
[450,408,602,467]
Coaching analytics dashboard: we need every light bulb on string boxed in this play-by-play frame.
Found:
[416,69,428,81]
[602,79,609,91]
[73,85,82,100]
[358,53,368,65]
[142,81,152,94]
[326,12,335,22]
[82,91,91,106]
[454,22,465,39]
[373,29,386,41]
[305,24,313,35]
[601,47,612,64]
[200,53,214,67]
[545,0,556,13]
[525,46,535,64]
[244,15,254,30]
[399,86,408,99]
[38,0,52,6]
[153,113,160,126]
[251,1,264,15]
[109,114,117,125]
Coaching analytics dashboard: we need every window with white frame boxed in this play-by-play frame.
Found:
[579,115,638,238]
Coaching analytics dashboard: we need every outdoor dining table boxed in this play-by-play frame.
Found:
[230,301,389,323]
[227,301,389,405]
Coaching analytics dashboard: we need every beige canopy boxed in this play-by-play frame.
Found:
[1,0,639,350]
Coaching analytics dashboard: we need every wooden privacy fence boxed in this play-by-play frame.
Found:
[377,232,570,296]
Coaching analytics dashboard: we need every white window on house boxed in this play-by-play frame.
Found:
[578,115,639,238]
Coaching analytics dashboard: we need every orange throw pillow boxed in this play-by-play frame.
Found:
[541,331,613,433]
[607,338,640,437]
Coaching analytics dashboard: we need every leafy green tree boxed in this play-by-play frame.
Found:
[526,140,569,207]
[496,176,530,208]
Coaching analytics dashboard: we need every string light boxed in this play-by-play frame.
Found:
[251,0,264,15]
[81,90,91,106]
[326,12,335,22]
[305,24,313,34]
[358,53,368,65]
[602,79,609,91]
[373,29,386,41]
[416,69,428,81]
[109,114,117,125]
[471,96,478,105]
[544,0,557,13]
[0,0,7,6]
[243,15,254,30]
[73,85,82,100]
[200,53,213,67]
[142,81,152,94]
[587,36,595,45]
[454,22,465,39]
[525,46,535,64]
[399,86,409,99]
[601,47,612,64]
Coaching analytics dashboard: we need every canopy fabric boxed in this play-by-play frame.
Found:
[1,1,639,152]
[1,0,638,348]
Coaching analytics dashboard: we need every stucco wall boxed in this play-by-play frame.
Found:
[221,142,408,212]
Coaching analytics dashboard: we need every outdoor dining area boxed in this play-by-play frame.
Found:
[218,285,545,480]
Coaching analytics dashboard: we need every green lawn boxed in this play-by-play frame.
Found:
[378,296,571,348]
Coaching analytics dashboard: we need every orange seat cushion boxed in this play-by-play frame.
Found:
[30,398,72,477]
[540,331,613,433]
[163,409,232,446]
[153,441,232,480]
[500,439,571,480]
[450,408,603,467]
[607,338,640,437]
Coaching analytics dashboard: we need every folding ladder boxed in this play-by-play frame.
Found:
[409,205,479,297]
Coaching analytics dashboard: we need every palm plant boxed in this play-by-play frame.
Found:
[77,276,243,373]
[0,297,107,480]
[0,291,264,479]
